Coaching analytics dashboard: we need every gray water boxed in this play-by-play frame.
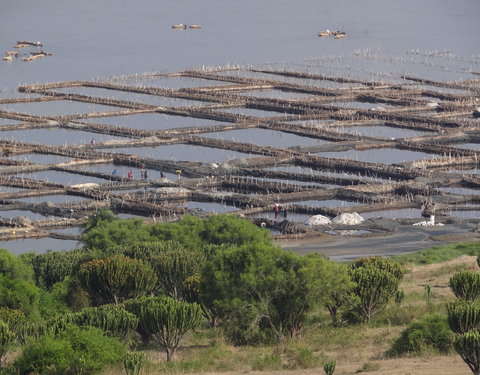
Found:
[1,0,479,92]
[1,0,479,254]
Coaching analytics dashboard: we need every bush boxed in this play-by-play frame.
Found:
[387,314,454,357]
[13,325,125,374]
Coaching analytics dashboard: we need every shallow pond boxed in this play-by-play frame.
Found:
[202,127,329,148]
[0,128,128,146]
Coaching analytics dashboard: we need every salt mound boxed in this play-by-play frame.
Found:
[305,214,331,226]
[71,183,99,189]
[332,212,364,225]
[155,187,190,195]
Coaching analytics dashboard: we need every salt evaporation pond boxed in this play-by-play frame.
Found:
[0,237,80,255]
[0,128,128,146]
[84,112,225,130]
[202,128,329,148]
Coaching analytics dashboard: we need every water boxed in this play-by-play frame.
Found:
[0,128,128,146]
[1,0,478,91]
[0,0,479,255]
[84,112,225,131]
[202,128,329,148]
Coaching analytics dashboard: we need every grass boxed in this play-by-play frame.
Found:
[99,244,480,374]
[393,241,480,265]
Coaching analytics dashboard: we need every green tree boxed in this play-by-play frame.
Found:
[32,249,87,290]
[199,244,315,343]
[124,296,201,361]
[82,218,152,250]
[151,245,205,299]
[447,300,480,335]
[77,255,157,305]
[199,214,271,246]
[348,257,404,322]
[305,255,356,326]
[449,271,480,302]
[49,305,138,340]
[0,320,15,366]
[454,331,480,375]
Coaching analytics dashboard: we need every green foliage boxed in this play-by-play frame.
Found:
[252,352,282,371]
[0,321,15,366]
[0,274,40,318]
[395,289,405,305]
[150,245,205,299]
[348,257,403,322]
[83,212,273,251]
[393,241,480,265]
[123,352,146,375]
[0,249,34,281]
[324,359,336,375]
[32,249,86,290]
[199,214,271,246]
[447,300,480,335]
[449,271,480,301]
[200,244,315,344]
[13,325,125,375]
[387,314,454,357]
[424,284,432,303]
[454,330,480,375]
[38,279,71,319]
[124,296,202,361]
[49,305,138,340]
[306,256,356,326]
[82,217,152,250]
[77,255,157,305]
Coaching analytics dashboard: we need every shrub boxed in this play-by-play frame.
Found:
[324,360,336,375]
[123,352,146,375]
[387,314,454,357]
[13,325,125,375]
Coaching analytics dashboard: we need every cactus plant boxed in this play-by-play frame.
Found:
[324,360,336,375]
[449,271,480,302]
[124,352,146,375]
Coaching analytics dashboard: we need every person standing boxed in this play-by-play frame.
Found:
[273,203,279,220]
[127,169,133,179]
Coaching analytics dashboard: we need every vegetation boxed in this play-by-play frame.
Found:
[124,297,202,361]
[1,212,478,373]
[12,325,125,375]
[393,241,480,265]
[447,263,480,374]
[348,256,404,322]
[387,314,454,356]
[77,255,157,305]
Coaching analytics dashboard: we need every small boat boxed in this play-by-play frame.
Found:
[13,44,29,48]
[332,31,347,39]
[189,24,203,29]
[172,24,187,29]
[2,55,13,61]
[5,51,19,57]
[318,30,331,37]
[17,40,43,47]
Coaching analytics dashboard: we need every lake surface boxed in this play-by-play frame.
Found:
[1,0,479,93]
[0,0,479,254]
